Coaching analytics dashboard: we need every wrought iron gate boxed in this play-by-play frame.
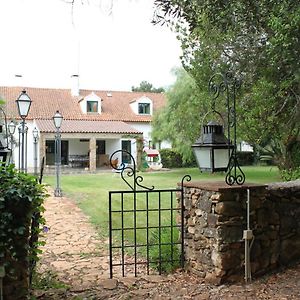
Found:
[108,150,190,278]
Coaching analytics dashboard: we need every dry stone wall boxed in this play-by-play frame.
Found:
[179,180,300,284]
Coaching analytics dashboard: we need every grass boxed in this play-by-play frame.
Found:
[43,166,280,273]
[43,166,280,238]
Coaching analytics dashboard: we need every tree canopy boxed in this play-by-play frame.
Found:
[153,0,300,174]
[132,81,165,93]
[152,68,208,162]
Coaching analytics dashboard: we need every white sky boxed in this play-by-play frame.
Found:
[0,0,182,91]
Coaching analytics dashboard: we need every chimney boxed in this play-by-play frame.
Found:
[15,74,24,87]
[71,74,79,97]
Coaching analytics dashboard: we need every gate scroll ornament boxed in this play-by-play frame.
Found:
[109,149,191,277]
[110,149,155,191]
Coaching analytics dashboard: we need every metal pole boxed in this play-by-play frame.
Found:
[18,126,21,170]
[33,137,38,176]
[24,125,28,173]
[243,188,253,283]
[9,134,14,164]
[54,128,62,197]
[21,120,25,172]
[18,119,27,173]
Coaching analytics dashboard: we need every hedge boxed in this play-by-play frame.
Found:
[0,164,47,299]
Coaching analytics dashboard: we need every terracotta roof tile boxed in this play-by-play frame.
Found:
[0,87,166,122]
[36,119,142,135]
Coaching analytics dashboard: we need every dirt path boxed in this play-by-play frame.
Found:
[34,192,300,299]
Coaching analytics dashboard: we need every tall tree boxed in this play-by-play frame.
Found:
[153,0,300,174]
[132,81,165,93]
[152,68,209,162]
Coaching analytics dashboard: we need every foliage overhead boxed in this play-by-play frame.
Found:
[152,68,209,162]
[153,0,300,174]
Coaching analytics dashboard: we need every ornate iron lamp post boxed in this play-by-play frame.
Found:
[53,110,63,197]
[8,121,16,164]
[193,72,245,185]
[16,90,32,173]
[32,127,39,176]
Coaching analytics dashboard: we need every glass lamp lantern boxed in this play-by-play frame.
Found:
[192,121,234,172]
[16,90,32,119]
[53,110,63,129]
[8,121,16,135]
[33,127,39,140]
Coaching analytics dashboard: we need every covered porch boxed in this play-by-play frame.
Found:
[36,119,142,172]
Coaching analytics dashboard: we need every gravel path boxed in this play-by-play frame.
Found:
[33,191,300,299]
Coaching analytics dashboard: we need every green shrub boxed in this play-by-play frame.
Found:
[0,164,47,299]
[280,167,300,181]
[148,227,181,274]
[237,151,255,166]
[289,141,300,169]
[160,149,183,168]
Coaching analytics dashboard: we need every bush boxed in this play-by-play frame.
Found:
[160,149,183,168]
[237,151,255,166]
[280,167,300,181]
[0,164,47,299]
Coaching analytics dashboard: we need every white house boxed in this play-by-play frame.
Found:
[0,78,168,173]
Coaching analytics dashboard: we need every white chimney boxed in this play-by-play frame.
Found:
[71,74,79,97]
[15,74,24,87]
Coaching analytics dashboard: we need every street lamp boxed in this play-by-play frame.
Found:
[16,90,32,172]
[53,110,63,197]
[33,127,39,176]
[8,121,16,164]
[193,72,245,185]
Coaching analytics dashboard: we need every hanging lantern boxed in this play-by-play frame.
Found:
[192,121,234,172]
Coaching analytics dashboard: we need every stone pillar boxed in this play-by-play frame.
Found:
[179,181,267,284]
[180,180,300,284]
[89,137,96,172]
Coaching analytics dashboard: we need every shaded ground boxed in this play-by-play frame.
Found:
[33,191,300,299]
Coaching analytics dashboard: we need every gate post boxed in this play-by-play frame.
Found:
[179,181,267,284]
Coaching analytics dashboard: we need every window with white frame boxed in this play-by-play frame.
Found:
[87,101,98,113]
[138,102,150,115]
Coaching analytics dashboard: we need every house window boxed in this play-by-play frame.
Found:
[87,101,98,113]
[138,103,150,115]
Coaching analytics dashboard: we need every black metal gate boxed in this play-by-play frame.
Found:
[108,150,190,278]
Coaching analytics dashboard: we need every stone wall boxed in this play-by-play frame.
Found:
[179,180,300,284]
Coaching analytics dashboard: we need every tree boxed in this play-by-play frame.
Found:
[153,0,300,175]
[152,68,208,162]
[132,81,165,93]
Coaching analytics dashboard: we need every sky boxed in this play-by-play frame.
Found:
[0,0,182,91]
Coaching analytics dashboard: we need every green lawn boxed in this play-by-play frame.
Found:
[43,166,280,237]
[44,166,280,271]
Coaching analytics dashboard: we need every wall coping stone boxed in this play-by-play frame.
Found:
[180,181,266,192]
[267,180,300,190]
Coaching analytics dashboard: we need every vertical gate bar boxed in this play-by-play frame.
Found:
[180,185,185,269]
[134,192,137,276]
[170,191,174,264]
[146,191,150,275]
[109,192,113,278]
[158,191,162,275]
[121,193,125,277]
